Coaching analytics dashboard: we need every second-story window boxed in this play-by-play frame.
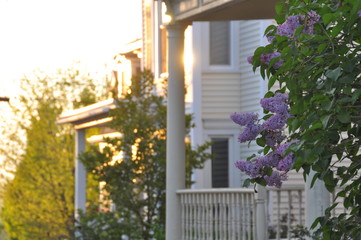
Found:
[209,21,231,66]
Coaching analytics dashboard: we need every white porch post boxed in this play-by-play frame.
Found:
[75,129,86,218]
[305,170,330,234]
[255,185,267,240]
[165,23,186,240]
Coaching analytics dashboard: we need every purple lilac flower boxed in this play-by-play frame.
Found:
[256,152,280,168]
[277,15,303,37]
[274,140,299,157]
[306,10,320,25]
[247,56,253,64]
[230,112,258,126]
[260,93,289,114]
[260,52,283,69]
[264,171,288,188]
[260,52,280,64]
[358,10,361,17]
[235,161,261,178]
[273,59,284,69]
[267,35,275,43]
[265,130,285,147]
[238,123,263,143]
[276,11,320,38]
[263,114,290,130]
[277,153,294,172]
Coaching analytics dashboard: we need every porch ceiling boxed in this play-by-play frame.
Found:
[172,0,280,23]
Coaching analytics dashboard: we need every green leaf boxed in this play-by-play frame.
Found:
[325,67,342,81]
[339,74,354,84]
[309,122,322,131]
[242,178,251,188]
[268,76,277,90]
[352,89,361,104]
[310,217,321,229]
[317,43,328,53]
[321,114,332,129]
[322,13,334,25]
[331,23,343,37]
[275,1,284,15]
[337,111,351,123]
[310,172,320,188]
[256,137,266,147]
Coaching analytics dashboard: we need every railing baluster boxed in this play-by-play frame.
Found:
[191,193,194,240]
[240,193,244,240]
[298,190,302,226]
[235,193,240,240]
[287,190,292,240]
[181,194,185,240]
[245,194,252,239]
[214,193,218,240]
[277,190,281,240]
[219,193,225,239]
[196,193,200,239]
[231,193,235,240]
[201,193,205,240]
[252,193,257,240]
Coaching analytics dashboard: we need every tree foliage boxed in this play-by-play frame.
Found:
[1,67,103,240]
[241,0,361,238]
[79,71,211,240]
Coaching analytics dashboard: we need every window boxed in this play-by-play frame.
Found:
[211,138,229,188]
[209,21,231,66]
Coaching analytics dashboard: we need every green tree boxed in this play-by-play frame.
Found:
[1,67,104,240]
[79,71,211,240]
[242,0,361,238]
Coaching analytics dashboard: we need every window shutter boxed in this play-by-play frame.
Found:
[209,21,230,65]
[211,138,229,188]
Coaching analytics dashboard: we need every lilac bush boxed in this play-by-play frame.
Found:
[241,0,361,237]
[232,94,298,188]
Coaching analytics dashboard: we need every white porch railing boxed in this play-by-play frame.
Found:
[176,186,345,240]
[177,188,256,240]
[267,186,305,240]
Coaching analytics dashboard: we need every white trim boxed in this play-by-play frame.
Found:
[202,129,241,188]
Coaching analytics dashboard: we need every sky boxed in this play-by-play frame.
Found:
[0,0,142,99]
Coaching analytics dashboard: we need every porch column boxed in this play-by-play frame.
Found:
[75,129,86,218]
[165,22,186,240]
[255,185,267,240]
[305,170,330,234]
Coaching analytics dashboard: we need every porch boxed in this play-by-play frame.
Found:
[177,187,305,240]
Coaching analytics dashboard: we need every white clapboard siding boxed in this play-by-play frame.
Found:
[201,72,242,129]
[238,20,265,174]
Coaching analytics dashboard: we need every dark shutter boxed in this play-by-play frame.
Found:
[211,138,229,188]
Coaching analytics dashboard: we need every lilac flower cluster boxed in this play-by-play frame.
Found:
[230,112,262,143]
[264,171,288,188]
[260,52,284,69]
[265,130,284,147]
[358,9,361,17]
[277,15,303,37]
[234,140,298,188]
[261,93,292,131]
[232,94,298,188]
[235,161,261,178]
[277,11,320,38]
[246,11,321,69]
